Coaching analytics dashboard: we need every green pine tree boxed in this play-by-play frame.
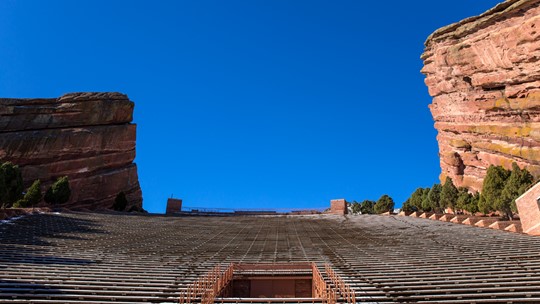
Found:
[440,177,459,213]
[0,162,24,208]
[350,201,361,214]
[360,200,376,214]
[374,195,394,214]
[421,187,431,212]
[480,165,511,215]
[456,187,475,214]
[499,163,533,219]
[13,180,42,208]
[401,199,414,212]
[408,187,425,212]
[427,184,442,213]
[44,176,71,206]
[469,192,481,214]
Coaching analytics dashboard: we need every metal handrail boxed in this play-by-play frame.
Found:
[312,263,336,304]
[324,264,355,304]
[180,263,342,304]
[179,263,235,304]
[181,206,326,214]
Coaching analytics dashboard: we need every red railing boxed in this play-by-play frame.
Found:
[180,263,345,304]
[312,263,336,304]
[201,263,235,304]
[179,263,234,304]
[324,263,355,304]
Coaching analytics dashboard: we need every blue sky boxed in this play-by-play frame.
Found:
[1,0,503,213]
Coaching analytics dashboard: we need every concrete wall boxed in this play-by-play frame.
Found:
[516,183,540,235]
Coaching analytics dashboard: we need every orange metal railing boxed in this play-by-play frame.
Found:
[201,263,235,304]
[312,263,336,304]
[179,263,234,304]
[180,263,340,304]
[324,263,355,304]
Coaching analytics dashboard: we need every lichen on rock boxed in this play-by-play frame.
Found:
[422,0,540,192]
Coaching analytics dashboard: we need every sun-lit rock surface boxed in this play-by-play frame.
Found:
[421,0,540,191]
[0,92,142,210]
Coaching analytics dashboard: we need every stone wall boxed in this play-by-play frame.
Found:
[421,0,540,191]
[0,92,143,210]
[516,182,540,235]
[166,198,183,214]
[330,199,348,215]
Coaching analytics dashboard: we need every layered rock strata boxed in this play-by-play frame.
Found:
[0,92,142,210]
[421,0,540,191]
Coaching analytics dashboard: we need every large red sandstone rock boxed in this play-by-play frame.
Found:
[0,92,142,210]
[0,92,134,131]
[421,0,540,191]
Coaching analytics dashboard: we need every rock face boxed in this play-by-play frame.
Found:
[0,92,143,210]
[421,0,540,191]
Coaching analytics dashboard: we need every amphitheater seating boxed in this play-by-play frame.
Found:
[1,212,540,303]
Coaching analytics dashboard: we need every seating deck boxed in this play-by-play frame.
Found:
[1,212,540,303]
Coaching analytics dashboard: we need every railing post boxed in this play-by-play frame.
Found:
[322,264,356,304]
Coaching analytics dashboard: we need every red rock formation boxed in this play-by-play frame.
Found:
[421,0,540,191]
[0,92,142,210]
